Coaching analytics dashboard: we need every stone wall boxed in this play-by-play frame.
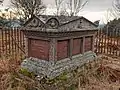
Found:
[21,51,97,79]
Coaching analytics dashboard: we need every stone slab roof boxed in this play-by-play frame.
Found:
[37,15,97,27]
[23,15,98,32]
[38,15,81,25]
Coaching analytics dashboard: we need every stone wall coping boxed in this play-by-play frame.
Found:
[21,28,98,33]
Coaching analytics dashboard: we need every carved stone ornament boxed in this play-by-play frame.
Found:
[31,18,39,27]
[46,18,59,29]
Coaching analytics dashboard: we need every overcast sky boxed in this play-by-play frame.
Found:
[43,0,113,12]
[1,0,114,23]
[44,0,114,23]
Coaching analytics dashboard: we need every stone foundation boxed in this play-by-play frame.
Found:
[21,51,97,79]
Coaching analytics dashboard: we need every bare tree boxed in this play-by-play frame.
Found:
[0,0,3,5]
[67,0,88,16]
[55,0,64,15]
[112,0,120,19]
[54,0,88,16]
[11,0,46,21]
[103,9,115,24]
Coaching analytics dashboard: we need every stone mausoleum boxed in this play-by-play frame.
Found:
[21,15,98,78]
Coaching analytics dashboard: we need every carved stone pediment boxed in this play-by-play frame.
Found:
[46,18,59,29]
[26,18,44,28]
[24,15,98,31]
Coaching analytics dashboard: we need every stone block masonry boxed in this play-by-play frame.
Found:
[21,15,98,79]
[21,51,97,79]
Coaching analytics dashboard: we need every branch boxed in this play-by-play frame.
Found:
[55,0,64,15]
[10,0,45,21]
[75,0,88,15]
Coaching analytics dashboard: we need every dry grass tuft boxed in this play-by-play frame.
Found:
[0,55,120,90]
[77,55,120,90]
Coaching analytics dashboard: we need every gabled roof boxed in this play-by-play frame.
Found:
[38,15,80,24]
[24,15,98,29]
[37,15,98,27]
[24,15,45,26]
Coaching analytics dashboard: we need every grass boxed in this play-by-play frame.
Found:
[0,55,120,90]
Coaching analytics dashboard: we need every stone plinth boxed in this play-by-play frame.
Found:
[21,51,97,79]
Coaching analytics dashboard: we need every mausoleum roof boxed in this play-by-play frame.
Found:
[23,15,98,32]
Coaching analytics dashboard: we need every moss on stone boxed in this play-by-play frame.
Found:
[19,68,35,78]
